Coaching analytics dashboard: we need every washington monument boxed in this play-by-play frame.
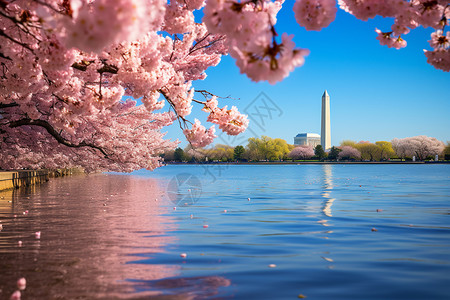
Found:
[321,90,331,150]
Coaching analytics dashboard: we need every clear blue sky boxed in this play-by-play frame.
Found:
[163,3,450,148]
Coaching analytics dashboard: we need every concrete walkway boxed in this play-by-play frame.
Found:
[0,169,83,191]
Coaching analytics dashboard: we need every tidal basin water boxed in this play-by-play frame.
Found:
[0,164,449,299]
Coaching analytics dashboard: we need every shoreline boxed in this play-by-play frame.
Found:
[165,161,450,165]
[0,168,84,191]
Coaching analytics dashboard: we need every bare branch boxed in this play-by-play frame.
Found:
[195,89,238,101]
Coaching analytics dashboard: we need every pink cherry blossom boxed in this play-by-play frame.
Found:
[424,49,450,72]
[375,29,407,49]
[64,0,166,53]
[294,0,337,31]
[288,146,315,160]
[429,30,450,49]
[203,97,249,136]
[339,146,361,160]
[338,0,406,20]
[411,0,446,29]
[183,119,217,148]
[17,278,26,290]
[392,135,445,159]
[9,290,21,300]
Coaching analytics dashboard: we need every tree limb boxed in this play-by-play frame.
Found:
[8,118,110,158]
[0,103,18,109]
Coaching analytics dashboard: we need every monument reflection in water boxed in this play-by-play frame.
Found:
[0,174,229,299]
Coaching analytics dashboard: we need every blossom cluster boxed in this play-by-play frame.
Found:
[425,30,450,72]
[392,135,445,160]
[293,0,337,31]
[63,0,166,53]
[183,119,216,148]
[202,96,249,136]
[204,0,310,84]
[0,0,241,172]
[339,0,449,70]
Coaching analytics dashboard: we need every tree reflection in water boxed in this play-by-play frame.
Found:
[0,174,230,299]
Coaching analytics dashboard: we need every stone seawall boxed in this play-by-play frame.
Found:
[0,169,84,191]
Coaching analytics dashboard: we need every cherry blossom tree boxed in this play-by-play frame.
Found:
[0,0,248,172]
[391,135,445,160]
[0,1,448,172]
[288,146,315,160]
[338,146,361,160]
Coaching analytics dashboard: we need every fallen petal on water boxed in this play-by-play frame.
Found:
[180,253,187,258]
[17,277,26,290]
[268,264,276,268]
[10,290,21,300]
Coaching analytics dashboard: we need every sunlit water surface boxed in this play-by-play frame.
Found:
[0,164,449,299]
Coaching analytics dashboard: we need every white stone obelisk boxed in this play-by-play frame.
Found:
[321,90,331,150]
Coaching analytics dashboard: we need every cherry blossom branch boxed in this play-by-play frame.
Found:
[189,33,212,53]
[0,52,11,60]
[188,35,226,55]
[8,118,110,158]
[32,0,65,15]
[0,28,34,52]
[195,90,237,101]
[441,4,449,31]
[0,9,42,43]
[0,103,18,109]
[158,87,192,127]
[71,60,94,71]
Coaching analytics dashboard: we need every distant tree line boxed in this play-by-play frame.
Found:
[162,135,449,162]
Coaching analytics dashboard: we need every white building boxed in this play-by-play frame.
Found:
[294,133,321,147]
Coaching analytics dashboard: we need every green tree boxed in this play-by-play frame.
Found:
[174,147,186,162]
[356,142,380,161]
[269,138,290,160]
[233,145,245,161]
[244,136,290,161]
[328,146,342,161]
[205,144,234,161]
[375,141,395,160]
[162,149,175,161]
[444,142,450,160]
[340,140,357,147]
[314,145,326,160]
